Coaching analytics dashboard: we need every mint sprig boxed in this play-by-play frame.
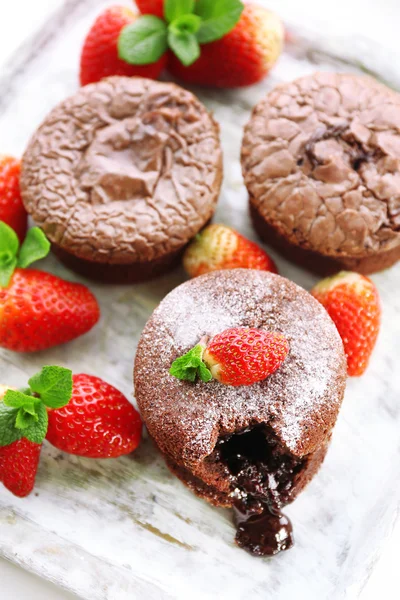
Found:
[0,366,73,447]
[118,0,244,67]
[170,344,212,383]
[0,222,50,288]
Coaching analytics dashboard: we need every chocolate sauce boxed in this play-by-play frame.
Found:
[214,425,303,557]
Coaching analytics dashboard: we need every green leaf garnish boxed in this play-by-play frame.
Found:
[0,404,22,446]
[168,30,200,66]
[196,0,244,44]
[0,222,50,287]
[0,365,73,447]
[17,227,50,268]
[117,0,243,68]
[15,408,38,430]
[170,344,212,383]
[165,0,195,23]
[28,366,73,409]
[22,402,48,444]
[0,222,19,288]
[118,16,168,65]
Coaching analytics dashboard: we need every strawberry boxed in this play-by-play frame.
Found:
[135,0,164,18]
[119,1,281,88]
[46,374,142,458]
[0,222,100,353]
[183,224,277,278]
[311,272,381,377]
[170,328,289,387]
[80,6,167,86]
[0,438,42,498]
[0,156,27,243]
[167,4,284,88]
[0,367,73,497]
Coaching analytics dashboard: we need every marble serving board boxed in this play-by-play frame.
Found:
[0,1,399,598]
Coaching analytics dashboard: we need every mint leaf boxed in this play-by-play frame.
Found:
[22,402,48,444]
[3,389,37,409]
[168,30,200,66]
[169,14,202,35]
[118,16,168,65]
[165,0,195,23]
[198,361,213,383]
[196,0,244,44]
[17,227,50,268]
[0,403,21,447]
[170,344,212,382]
[28,366,73,409]
[0,222,19,288]
[15,408,38,430]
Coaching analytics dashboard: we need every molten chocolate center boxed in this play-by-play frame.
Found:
[214,425,304,556]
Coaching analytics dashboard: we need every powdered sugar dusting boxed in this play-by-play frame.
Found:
[135,269,346,463]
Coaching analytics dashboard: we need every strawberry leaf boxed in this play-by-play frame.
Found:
[22,402,48,444]
[170,344,212,382]
[118,16,168,65]
[17,227,50,268]
[28,366,73,409]
[0,221,19,288]
[165,0,195,23]
[196,0,244,44]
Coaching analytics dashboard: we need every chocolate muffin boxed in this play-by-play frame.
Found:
[134,269,347,555]
[241,72,400,275]
[20,77,223,283]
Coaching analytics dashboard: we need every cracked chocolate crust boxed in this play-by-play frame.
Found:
[20,76,223,276]
[241,72,400,274]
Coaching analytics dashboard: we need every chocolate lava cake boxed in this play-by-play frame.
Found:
[20,77,223,283]
[134,269,347,555]
[241,72,400,275]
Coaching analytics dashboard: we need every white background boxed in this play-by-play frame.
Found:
[0,1,399,598]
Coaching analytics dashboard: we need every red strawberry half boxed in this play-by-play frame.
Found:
[311,271,381,377]
[183,224,277,278]
[170,327,289,387]
[46,374,142,458]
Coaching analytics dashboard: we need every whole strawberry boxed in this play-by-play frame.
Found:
[170,328,289,387]
[311,272,381,377]
[184,224,277,278]
[136,0,164,18]
[168,4,284,88]
[0,222,100,352]
[0,156,27,243]
[46,374,142,458]
[80,5,167,86]
[120,0,279,88]
[0,367,73,497]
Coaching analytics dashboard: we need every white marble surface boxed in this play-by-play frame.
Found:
[0,1,399,599]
